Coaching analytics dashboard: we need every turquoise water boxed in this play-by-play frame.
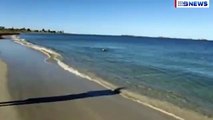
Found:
[20,33,213,116]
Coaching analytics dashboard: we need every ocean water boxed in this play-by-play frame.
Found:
[20,33,213,116]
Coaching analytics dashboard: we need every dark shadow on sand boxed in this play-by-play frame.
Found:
[0,87,125,107]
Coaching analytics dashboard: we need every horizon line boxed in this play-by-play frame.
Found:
[32,32,212,41]
[1,26,211,41]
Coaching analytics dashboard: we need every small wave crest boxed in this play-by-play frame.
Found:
[11,35,116,90]
[11,35,61,60]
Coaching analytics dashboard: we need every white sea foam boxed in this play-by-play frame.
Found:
[11,35,185,120]
[11,35,115,90]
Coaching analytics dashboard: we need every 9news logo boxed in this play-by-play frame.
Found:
[175,0,209,8]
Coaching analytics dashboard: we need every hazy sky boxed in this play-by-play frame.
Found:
[0,0,213,40]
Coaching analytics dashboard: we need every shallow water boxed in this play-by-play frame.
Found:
[20,33,213,116]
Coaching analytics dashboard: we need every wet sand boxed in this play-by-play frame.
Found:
[0,39,206,120]
[0,60,20,119]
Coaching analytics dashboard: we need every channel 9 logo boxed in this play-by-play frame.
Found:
[175,0,209,8]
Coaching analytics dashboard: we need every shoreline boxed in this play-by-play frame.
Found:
[10,35,212,120]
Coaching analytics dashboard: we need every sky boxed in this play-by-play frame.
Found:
[0,0,213,40]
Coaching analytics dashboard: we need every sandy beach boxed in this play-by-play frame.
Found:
[0,39,212,120]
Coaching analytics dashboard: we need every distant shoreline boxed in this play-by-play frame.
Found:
[22,32,212,42]
[0,29,211,41]
[0,33,20,39]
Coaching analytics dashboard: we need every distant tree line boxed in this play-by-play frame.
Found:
[0,26,64,34]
